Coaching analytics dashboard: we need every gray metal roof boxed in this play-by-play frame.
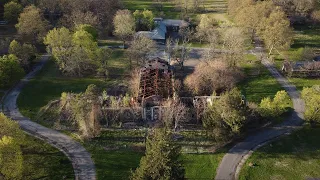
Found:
[162,19,189,27]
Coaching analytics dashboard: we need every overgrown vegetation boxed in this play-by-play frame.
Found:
[185,60,243,95]
[301,85,320,124]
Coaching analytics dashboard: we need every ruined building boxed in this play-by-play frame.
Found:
[138,57,174,105]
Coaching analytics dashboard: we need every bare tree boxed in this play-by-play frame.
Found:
[161,99,188,131]
[126,34,156,67]
[113,9,136,47]
[185,60,243,95]
[128,68,141,99]
[172,27,193,70]
[220,27,246,67]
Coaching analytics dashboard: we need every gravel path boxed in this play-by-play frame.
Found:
[215,40,305,180]
[1,55,96,180]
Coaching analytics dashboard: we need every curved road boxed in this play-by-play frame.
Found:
[215,40,305,180]
[2,55,96,180]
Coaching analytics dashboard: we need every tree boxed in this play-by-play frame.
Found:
[161,99,188,131]
[203,88,248,139]
[16,5,49,44]
[44,27,105,77]
[185,60,243,96]
[133,9,155,31]
[126,34,156,67]
[311,10,320,24]
[259,90,291,118]
[4,1,23,23]
[76,24,99,41]
[59,11,99,30]
[172,27,193,70]
[113,9,136,47]
[9,40,37,71]
[0,54,25,88]
[128,68,141,98]
[0,113,25,180]
[196,14,217,43]
[220,27,246,67]
[301,86,320,124]
[260,8,294,56]
[234,1,274,39]
[131,128,185,180]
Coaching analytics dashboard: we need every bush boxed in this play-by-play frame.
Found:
[0,54,25,88]
[258,90,291,118]
[0,113,25,180]
[9,40,37,71]
[185,60,243,96]
[301,86,320,123]
[202,88,247,140]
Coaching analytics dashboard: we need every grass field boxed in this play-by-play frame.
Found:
[122,0,227,19]
[22,134,74,179]
[239,54,284,103]
[84,129,225,179]
[17,50,129,120]
[239,126,320,180]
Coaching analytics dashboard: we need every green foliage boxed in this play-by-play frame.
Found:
[203,88,247,140]
[113,9,135,45]
[0,136,23,180]
[288,47,315,61]
[76,24,99,41]
[258,90,291,118]
[16,5,49,43]
[4,1,23,23]
[0,113,25,142]
[9,40,37,70]
[66,84,102,139]
[44,27,108,77]
[0,54,25,88]
[301,85,320,123]
[131,128,185,180]
[133,9,155,31]
[0,113,25,180]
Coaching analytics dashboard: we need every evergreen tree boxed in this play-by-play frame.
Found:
[131,128,185,180]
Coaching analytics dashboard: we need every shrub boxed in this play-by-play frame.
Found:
[0,54,25,88]
[202,88,247,140]
[259,90,291,118]
[301,85,320,123]
[184,60,243,96]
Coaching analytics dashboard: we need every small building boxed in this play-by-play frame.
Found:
[136,18,189,44]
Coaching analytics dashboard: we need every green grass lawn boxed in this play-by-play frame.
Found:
[122,0,227,19]
[83,129,225,180]
[17,50,129,120]
[289,78,320,91]
[239,54,284,103]
[239,126,320,180]
[22,134,74,179]
[182,152,225,179]
[98,39,123,47]
[272,25,320,91]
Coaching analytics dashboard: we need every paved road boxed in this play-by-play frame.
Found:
[215,40,305,180]
[2,55,96,180]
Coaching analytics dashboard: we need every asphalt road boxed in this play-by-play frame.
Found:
[2,55,96,180]
[215,41,305,180]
